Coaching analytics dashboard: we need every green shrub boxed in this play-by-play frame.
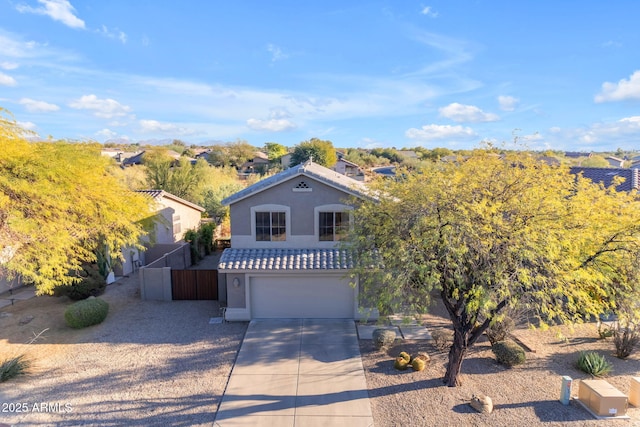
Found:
[64,298,109,329]
[491,340,526,366]
[431,329,453,351]
[56,264,106,300]
[597,321,614,339]
[372,329,396,350]
[394,356,409,370]
[486,316,515,345]
[0,355,30,382]
[576,351,612,377]
[613,323,639,359]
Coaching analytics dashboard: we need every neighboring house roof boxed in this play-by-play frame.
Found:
[605,156,625,167]
[570,167,639,192]
[218,248,354,271]
[537,156,561,166]
[122,151,145,165]
[136,190,206,212]
[222,160,369,205]
[565,151,592,158]
[398,150,418,159]
[335,158,362,169]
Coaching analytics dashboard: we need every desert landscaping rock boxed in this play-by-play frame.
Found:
[1,270,639,426]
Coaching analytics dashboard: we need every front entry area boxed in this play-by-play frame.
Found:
[249,275,356,318]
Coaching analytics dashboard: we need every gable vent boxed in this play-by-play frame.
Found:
[293,180,312,192]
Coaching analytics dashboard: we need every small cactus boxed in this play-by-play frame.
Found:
[411,357,426,371]
[394,356,410,370]
[398,351,411,362]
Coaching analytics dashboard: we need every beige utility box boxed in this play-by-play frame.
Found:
[629,377,640,407]
[579,379,628,417]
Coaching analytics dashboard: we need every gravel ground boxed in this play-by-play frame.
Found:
[2,269,640,427]
[0,273,247,426]
[359,300,640,427]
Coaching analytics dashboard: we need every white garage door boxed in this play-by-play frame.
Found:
[250,275,355,318]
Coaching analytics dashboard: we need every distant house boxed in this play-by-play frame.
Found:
[122,151,145,166]
[122,150,196,167]
[398,150,418,159]
[137,190,205,244]
[239,151,270,175]
[332,158,365,181]
[537,156,561,166]
[218,160,377,321]
[280,153,292,168]
[101,148,125,163]
[570,167,639,192]
[605,156,625,168]
[113,190,206,277]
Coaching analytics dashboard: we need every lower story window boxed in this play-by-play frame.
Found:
[319,212,349,241]
[256,211,286,241]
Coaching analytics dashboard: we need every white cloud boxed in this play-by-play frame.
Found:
[96,128,117,138]
[549,115,640,148]
[498,95,519,111]
[405,124,476,141]
[267,44,288,63]
[0,62,19,70]
[19,97,60,112]
[17,121,37,130]
[69,94,131,119]
[138,119,196,136]
[420,6,438,17]
[595,70,640,102]
[16,0,85,29]
[246,118,296,132]
[97,25,127,44]
[439,102,499,123]
[0,72,17,86]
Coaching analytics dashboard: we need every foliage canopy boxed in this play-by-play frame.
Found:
[0,110,153,295]
[348,150,640,386]
[290,138,337,167]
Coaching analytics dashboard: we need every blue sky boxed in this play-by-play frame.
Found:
[1,1,640,151]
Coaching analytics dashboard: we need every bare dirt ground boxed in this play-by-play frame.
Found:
[360,299,640,427]
[1,268,640,427]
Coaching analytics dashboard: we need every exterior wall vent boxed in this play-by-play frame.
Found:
[293,180,312,192]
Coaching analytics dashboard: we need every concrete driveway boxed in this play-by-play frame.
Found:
[214,319,374,426]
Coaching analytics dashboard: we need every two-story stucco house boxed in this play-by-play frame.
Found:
[114,190,205,277]
[218,160,377,321]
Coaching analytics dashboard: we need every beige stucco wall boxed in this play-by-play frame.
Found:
[153,196,203,244]
[229,176,353,248]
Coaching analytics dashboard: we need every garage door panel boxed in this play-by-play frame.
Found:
[250,275,354,318]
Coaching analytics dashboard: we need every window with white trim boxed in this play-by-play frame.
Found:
[255,211,286,241]
[319,211,350,241]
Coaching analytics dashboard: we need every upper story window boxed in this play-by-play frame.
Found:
[255,211,286,241]
[319,211,350,241]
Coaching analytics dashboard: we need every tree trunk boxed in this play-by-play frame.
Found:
[443,329,468,387]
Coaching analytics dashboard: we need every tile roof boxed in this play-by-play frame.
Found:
[221,160,369,205]
[136,190,206,212]
[570,167,639,192]
[218,248,355,271]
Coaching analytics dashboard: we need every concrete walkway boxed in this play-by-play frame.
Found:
[214,319,374,427]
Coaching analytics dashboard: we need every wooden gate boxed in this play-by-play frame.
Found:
[171,270,218,300]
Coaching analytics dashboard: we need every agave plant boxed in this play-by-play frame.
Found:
[576,351,612,377]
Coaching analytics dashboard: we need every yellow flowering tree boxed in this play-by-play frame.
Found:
[0,109,153,295]
[348,150,640,386]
